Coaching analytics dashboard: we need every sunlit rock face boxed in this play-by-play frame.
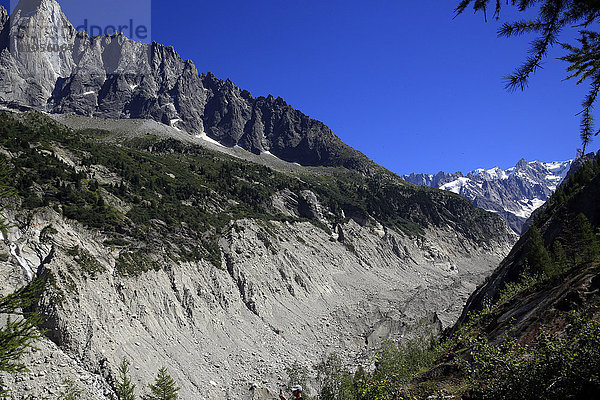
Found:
[0,0,375,172]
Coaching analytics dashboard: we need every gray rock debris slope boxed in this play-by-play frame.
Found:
[0,0,373,172]
[403,158,573,235]
[0,204,511,399]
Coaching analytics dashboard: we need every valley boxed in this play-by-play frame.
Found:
[0,1,598,399]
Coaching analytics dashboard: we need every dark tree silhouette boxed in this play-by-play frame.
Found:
[113,358,136,400]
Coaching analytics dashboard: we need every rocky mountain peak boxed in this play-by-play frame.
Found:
[0,0,77,104]
[402,170,464,188]
[516,157,528,168]
[0,0,375,173]
[6,0,74,49]
[13,0,51,15]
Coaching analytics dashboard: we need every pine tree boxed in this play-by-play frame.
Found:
[0,280,45,374]
[526,227,553,276]
[142,367,180,400]
[113,358,136,400]
[551,240,568,273]
[571,213,600,264]
[0,159,45,378]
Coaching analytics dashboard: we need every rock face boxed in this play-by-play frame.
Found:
[0,0,373,172]
[403,159,574,235]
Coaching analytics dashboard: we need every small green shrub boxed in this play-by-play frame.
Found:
[313,337,444,400]
[59,379,82,400]
[66,246,105,276]
[463,319,600,400]
[39,225,58,243]
[104,237,130,247]
[285,361,313,400]
[115,251,161,277]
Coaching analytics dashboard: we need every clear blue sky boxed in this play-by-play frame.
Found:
[6,0,599,175]
[149,0,597,175]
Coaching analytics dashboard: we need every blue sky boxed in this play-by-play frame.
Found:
[148,0,597,175]
[5,0,599,175]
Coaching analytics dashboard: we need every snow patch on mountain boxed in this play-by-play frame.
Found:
[515,198,546,219]
[471,166,508,180]
[439,177,472,194]
[195,132,225,147]
[403,159,574,235]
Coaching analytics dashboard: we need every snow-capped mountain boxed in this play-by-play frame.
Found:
[403,159,573,234]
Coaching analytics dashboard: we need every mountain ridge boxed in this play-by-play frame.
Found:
[403,158,573,234]
[0,0,379,174]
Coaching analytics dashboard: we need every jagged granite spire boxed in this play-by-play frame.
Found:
[0,0,374,172]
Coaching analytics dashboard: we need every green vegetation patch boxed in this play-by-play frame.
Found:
[115,251,161,277]
[39,225,58,243]
[66,245,105,277]
[462,317,600,400]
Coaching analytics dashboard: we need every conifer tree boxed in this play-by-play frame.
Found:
[0,280,45,374]
[551,240,568,273]
[0,159,45,378]
[571,213,600,263]
[113,358,136,400]
[526,226,552,276]
[142,367,180,400]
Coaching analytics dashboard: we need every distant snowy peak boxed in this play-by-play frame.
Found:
[464,159,572,183]
[403,158,574,235]
[469,166,509,181]
[402,170,464,188]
